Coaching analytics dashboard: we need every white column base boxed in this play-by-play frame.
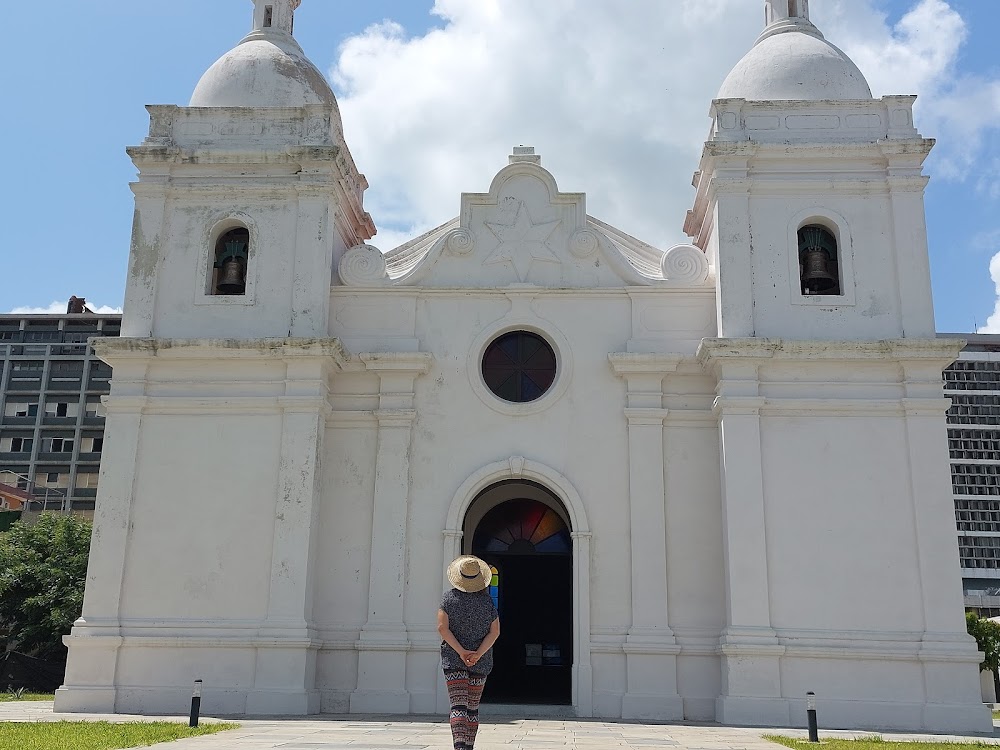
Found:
[350,639,410,714]
[621,637,683,720]
[246,689,320,716]
[621,692,685,721]
[349,689,411,714]
[573,663,594,717]
[716,695,791,726]
[53,686,117,714]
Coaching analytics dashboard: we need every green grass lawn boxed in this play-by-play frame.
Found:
[768,736,998,750]
[0,721,238,750]
[0,692,53,702]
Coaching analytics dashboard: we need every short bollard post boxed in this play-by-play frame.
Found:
[806,691,819,743]
[189,680,203,728]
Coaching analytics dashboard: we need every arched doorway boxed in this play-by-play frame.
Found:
[464,480,573,705]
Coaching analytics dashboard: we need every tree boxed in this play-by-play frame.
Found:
[0,514,92,659]
[966,611,1000,674]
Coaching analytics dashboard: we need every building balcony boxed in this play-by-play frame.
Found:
[0,452,32,462]
[46,379,84,391]
[0,416,37,426]
[76,453,103,463]
[82,416,105,427]
[35,452,73,463]
[41,416,78,426]
[72,488,98,499]
[7,380,41,391]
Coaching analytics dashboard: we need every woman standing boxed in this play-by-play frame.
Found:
[438,555,501,750]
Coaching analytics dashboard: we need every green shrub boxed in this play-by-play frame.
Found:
[0,515,92,659]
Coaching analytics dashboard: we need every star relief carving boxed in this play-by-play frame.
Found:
[483,202,562,281]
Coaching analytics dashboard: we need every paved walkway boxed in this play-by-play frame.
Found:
[1,701,999,749]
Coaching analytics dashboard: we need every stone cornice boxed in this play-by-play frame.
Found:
[697,338,964,367]
[609,352,686,376]
[358,352,434,374]
[91,337,350,367]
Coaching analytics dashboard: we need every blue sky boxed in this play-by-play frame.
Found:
[3,0,999,333]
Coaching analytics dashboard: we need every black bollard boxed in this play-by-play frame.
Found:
[189,679,203,728]
[806,691,819,743]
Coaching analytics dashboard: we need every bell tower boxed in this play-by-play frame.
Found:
[57,0,375,718]
[689,0,990,733]
[688,0,931,340]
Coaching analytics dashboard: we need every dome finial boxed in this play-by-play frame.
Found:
[252,0,301,36]
[759,0,822,42]
[765,0,809,25]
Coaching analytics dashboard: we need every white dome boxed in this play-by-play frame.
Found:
[190,31,337,109]
[717,23,872,101]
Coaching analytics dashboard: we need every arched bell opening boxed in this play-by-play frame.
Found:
[463,479,573,706]
[797,224,841,296]
[212,227,250,296]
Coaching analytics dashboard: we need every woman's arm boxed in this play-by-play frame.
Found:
[437,609,475,664]
[467,617,500,667]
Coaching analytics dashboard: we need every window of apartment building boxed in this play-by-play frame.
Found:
[944,362,1000,391]
[25,331,61,342]
[81,436,104,453]
[12,361,44,373]
[34,471,69,489]
[76,473,99,489]
[10,362,44,383]
[0,437,33,453]
[0,471,30,490]
[952,463,1000,495]
[84,401,105,418]
[50,362,84,378]
[48,438,74,453]
[948,428,1000,461]
[4,402,38,418]
[45,401,78,418]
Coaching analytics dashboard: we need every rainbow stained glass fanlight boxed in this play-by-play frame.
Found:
[489,566,499,609]
[472,499,571,555]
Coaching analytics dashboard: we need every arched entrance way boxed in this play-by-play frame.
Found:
[464,480,573,705]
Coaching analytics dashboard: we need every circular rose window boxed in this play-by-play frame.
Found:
[482,331,557,403]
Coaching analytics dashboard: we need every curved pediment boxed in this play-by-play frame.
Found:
[338,148,710,289]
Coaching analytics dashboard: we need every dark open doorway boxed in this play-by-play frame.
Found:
[468,486,573,705]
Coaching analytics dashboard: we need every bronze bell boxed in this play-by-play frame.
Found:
[801,248,837,292]
[217,258,246,295]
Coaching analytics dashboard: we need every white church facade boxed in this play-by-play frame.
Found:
[55,0,993,732]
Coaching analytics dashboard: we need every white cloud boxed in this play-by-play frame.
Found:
[330,0,999,257]
[6,301,123,315]
[979,251,1000,333]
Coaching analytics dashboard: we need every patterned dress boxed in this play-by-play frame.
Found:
[440,588,498,674]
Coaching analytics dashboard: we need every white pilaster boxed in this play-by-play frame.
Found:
[56,356,149,713]
[572,530,595,718]
[712,168,754,338]
[121,183,167,338]
[350,352,433,714]
[699,344,787,726]
[610,354,683,720]
[885,165,936,338]
[246,357,330,715]
[289,186,334,337]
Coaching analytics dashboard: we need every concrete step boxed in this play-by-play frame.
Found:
[479,703,576,718]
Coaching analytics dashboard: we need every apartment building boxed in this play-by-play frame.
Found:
[0,299,120,514]
[941,333,1000,615]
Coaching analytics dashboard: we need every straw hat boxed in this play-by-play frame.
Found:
[447,556,492,593]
